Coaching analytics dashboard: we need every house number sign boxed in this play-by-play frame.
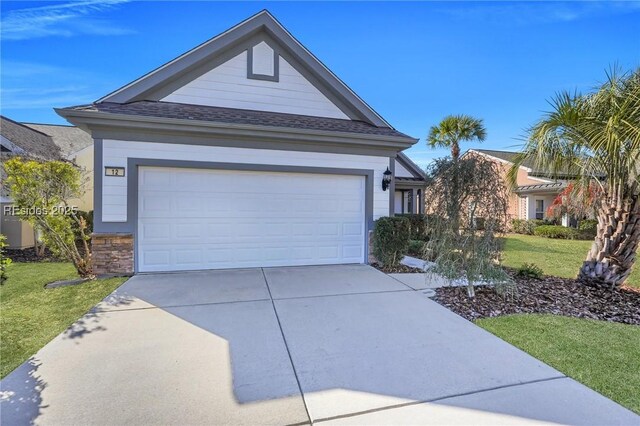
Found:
[105,167,125,177]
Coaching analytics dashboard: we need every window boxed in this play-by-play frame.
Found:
[535,200,544,220]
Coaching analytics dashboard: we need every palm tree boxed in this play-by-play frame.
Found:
[508,68,640,288]
[427,115,487,160]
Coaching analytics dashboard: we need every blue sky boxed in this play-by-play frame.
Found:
[1,1,639,167]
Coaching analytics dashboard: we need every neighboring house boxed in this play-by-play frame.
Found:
[0,116,62,248]
[465,149,568,224]
[23,123,94,211]
[393,152,426,214]
[57,11,417,275]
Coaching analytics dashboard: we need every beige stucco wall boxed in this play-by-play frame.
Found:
[465,151,553,222]
[68,145,93,212]
[1,203,35,249]
[525,193,558,220]
[509,166,549,220]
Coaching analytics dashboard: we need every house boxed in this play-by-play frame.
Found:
[466,149,568,224]
[57,10,418,275]
[1,117,95,249]
[0,116,62,248]
[23,123,94,211]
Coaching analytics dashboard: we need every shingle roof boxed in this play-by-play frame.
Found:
[474,148,566,178]
[62,101,414,139]
[473,149,585,179]
[0,116,61,160]
[473,149,537,169]
[23,123,93,157]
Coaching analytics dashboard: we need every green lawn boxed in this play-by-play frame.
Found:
[0,262,127,378]
[477,314,640,414]
[502,234,640,288]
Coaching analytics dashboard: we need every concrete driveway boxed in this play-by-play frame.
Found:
[1,265,637,425]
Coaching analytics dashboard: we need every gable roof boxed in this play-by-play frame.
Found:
[0,116,61,160]
[470,149,581,179]
[396,152,426,181]
[63,101,411,139]
[97,10,391,128]
[471,149,533,168]
[23,123,93,157]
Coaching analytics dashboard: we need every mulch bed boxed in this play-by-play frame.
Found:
[371,262,423,274]
[433,271,640,325]
[4,247,61,263]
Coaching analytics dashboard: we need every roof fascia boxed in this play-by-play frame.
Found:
[394,180,427,188]
[396,152,426,179]
[515,186,566,195]
[55,108,415,155]
[1,135,27,155]
[466,149,534,172]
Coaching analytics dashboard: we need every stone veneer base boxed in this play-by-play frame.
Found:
[92,233,134,276]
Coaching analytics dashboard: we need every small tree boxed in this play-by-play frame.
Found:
[427,115,486,161]
[546,182,602,223]
[3,158,93,277]
[423,156,514,297]
[427,115,487,232]
[509,68,640,288]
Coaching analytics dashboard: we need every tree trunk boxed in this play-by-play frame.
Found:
[578,192,639,288]
[451,142,460,161]
[34,228,46,257]
[467,283,475,298]
[449,158,461,233]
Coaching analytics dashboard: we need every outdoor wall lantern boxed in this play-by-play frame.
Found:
[382,167,392,191]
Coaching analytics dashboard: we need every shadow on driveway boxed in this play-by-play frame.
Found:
[1,265,637,425]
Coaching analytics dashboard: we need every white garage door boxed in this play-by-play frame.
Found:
[137,166,366,272]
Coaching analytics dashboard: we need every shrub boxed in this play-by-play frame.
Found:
[578,219,598,237]
[516,263,544,279]
[534,225,580,239]
[0,235,11,285]
[407,239,426,256]
[398,214,429,240]
[511,219,536,235]
[510,218,553,235]
[373,216,411,267]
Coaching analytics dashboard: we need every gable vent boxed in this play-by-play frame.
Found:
[247,41,279,82]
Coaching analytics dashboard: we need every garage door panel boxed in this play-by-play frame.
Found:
[140,169,172,187]
[140,222,172,240]
[142,249,171,268]
[343,245,364,258]
[343,222,364,237]
[175,223,201,239]
[138,167,366,272]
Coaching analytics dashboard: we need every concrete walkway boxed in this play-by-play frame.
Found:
[1,265,637,425]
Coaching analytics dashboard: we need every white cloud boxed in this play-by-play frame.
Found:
[1,0,132,40]
[439,1,640,26]
[1,61,116,110]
